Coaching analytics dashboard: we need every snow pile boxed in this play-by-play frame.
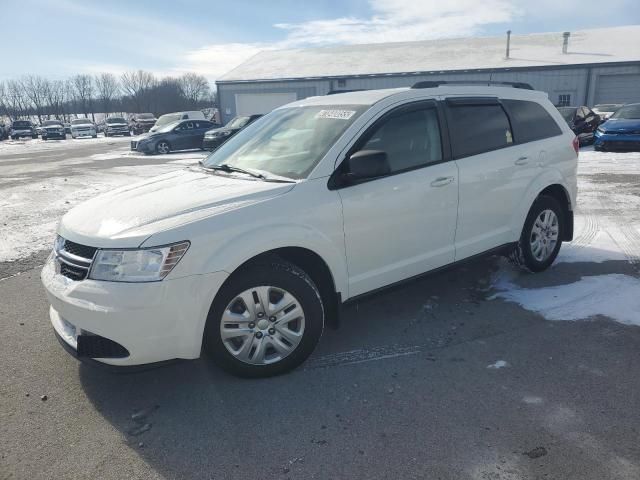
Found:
[490,265,640,326]
[0,136,129,155]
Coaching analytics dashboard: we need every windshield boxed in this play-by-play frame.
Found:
[137,113,155,119]
[558,107,576,122]
[71,118,92,125]
[13,121,30,127]
[155,121,181,133]
[106,117,126,124]
[156,113,181,126]
[594,104,621,112]
[611,104,640,120]
[227,116,250,129]
[203,105,367,180]
[42,120,63,126]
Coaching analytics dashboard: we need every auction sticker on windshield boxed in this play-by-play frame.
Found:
[315,109,356,120]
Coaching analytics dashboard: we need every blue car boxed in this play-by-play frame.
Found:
[594,103,640,151]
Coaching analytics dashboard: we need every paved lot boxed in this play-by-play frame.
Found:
[1,139,639,479]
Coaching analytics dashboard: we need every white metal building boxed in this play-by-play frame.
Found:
[216,25,640,124]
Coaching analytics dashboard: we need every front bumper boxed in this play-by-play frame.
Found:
[202,136,228,150]
[41,256,228,366]
[72,130,96,137]
[43,131,66,139]
[594,131,640,151]
[131,139,154,153]
[106,127,130,136]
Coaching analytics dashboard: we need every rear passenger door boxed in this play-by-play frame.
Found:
[448,97,563,260]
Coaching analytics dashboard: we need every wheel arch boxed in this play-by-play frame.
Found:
[512,170,574,242]
[216,246,342,329]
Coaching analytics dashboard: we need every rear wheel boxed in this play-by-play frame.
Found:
[204,257,324,377]
[509,195,564,272]
[155,141,171,154]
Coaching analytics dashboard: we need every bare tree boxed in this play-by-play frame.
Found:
[179,73,210,108]
[94,73,119,115]
[71,74,94,119]
[20,75,49,122]
[121,70,156,112]
[5,80,28,120]
[44,80,65,119]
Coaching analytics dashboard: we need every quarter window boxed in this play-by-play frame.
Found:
[503,99,562,143]
[359,106,442,173]
[447,103,513,158]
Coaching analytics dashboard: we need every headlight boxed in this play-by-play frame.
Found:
[89,241,190,282]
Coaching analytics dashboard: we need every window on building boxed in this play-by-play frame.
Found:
[359,106,442,173]
[557,94,571,107]
[337,79,347,87]
[503,99,562,143]
[446,102,513,158]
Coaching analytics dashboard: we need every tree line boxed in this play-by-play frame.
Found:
[0,71,216,123]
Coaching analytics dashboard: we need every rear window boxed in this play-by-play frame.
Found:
[503,100,562,143]
[446,101,513,158]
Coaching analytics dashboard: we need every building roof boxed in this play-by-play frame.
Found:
[218,25,640,83]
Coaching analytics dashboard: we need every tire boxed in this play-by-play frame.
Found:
[508,195,564,272]
[204,257,324,378]
[11,136,16,140]
[32,134,38,139]
[43,137,48,141]
[105,132,110,137]
[155,141,171,154]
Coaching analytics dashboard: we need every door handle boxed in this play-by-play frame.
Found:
[514,156,529,166]
[430,176,454,187]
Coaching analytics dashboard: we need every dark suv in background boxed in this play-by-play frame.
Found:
[202,114,262,150]
[104,117,130,137]
[10,120,38,139]
[557,106,600,145]
[40,120,66,140]
[129,113,157,135]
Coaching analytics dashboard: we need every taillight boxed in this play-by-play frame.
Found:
[572,136,579,155]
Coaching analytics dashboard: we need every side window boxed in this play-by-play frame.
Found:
[359,107,442,173]
[446,102,513,158]
[503,99,562,143]
[186,122,194,129]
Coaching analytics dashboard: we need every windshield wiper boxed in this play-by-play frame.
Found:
[200,162,296,183]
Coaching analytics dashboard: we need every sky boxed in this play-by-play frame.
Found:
[2,0,639,83]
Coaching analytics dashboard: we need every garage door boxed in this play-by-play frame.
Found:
[594,74,640,104]
[235,93,298,116]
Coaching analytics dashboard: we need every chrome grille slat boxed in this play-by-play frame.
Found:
[54,238,96,281]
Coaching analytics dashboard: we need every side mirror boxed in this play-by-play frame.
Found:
[346,150,390,179]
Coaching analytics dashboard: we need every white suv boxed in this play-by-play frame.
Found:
[42,83,578,377]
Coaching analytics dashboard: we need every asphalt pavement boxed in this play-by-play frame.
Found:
[1,140,639,480]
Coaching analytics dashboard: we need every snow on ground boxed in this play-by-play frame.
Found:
[0,145,207,263]
[0,135,130,155]
[490,263,640,326]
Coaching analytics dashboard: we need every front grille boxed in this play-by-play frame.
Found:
[55,238,96,281]
[63,240,97,259]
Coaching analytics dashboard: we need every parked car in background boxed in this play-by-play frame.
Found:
[0,122,8,140]
[592,103,623,122]
[129,113,157,135]
[131,119,214,154]
[149,111,205,133]
[70,118,97,139]
[103,117,130,137]
[36,124,45,136]
[10,120,38,139]
[557,106,600,145]
[202,114,263,150]
[594,103,640,152]
[40,120,66,140]
[43,85,578,377]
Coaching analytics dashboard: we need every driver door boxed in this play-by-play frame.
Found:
[172,121,194,150]
[335,101,459,297]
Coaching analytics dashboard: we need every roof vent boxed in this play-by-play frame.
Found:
[505,30,512,59]
[562,31,570,54]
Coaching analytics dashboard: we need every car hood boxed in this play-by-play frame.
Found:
[106,122,128,127]
[205,126,235,135]
[58,168,295,248]
[601,118,640,131]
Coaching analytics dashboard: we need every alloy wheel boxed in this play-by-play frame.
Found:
[529,209,559,261]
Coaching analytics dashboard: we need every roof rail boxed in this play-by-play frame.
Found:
[326,89,365,95]
[411,80,534,90]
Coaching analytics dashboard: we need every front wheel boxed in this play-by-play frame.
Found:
[155,141,170,154]
[204,257,324,377]
[509,195,564,272]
